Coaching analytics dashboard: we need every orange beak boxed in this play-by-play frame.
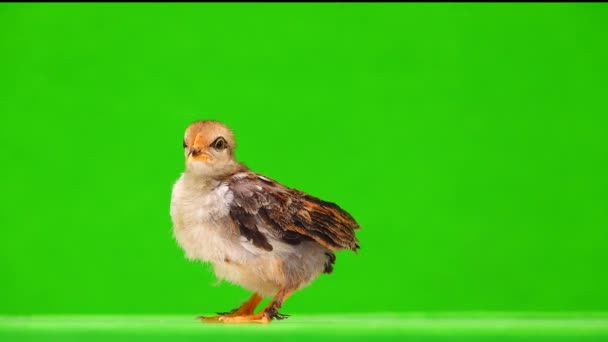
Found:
[187,151,210,162]
[187,134,211,162]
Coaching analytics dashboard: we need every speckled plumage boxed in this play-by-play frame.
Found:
[170,120,360,323]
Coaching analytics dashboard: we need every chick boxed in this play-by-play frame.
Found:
[170,120,360,323]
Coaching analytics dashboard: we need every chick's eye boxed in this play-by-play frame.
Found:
[182,140,187,148]
[213,138,227,150]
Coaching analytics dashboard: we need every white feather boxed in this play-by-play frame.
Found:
[170,171,330,297]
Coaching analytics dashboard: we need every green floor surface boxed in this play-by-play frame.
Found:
[1,314,608,342]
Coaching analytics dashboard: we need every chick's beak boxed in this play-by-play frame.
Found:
[187,134,211,162]
[187,148,210,162]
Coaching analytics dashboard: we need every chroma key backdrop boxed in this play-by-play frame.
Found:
[1,3,607,342]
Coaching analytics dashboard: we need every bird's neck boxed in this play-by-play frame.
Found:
[183,161,247,190]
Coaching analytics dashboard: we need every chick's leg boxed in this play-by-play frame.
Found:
[198,293,263,322]
[218,288,294,324]
[217,293,264,316]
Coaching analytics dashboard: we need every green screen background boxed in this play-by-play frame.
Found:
[1,4,607,316]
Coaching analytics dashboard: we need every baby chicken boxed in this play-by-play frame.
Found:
[170,120,360,323]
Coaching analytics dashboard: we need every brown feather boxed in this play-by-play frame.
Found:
[226,172,360,252]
